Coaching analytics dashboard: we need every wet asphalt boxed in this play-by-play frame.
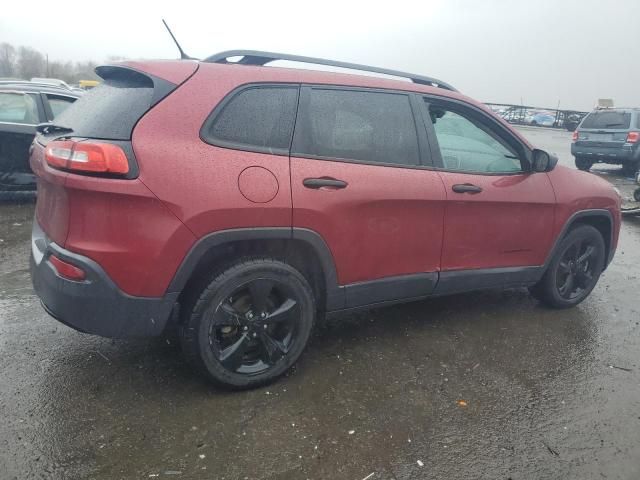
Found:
[1,128,639,480]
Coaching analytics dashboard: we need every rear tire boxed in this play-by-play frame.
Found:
[531,225,605,309]
[622,162,638,178]
[179,258,315,389]
[575,157,593,171]
[634,188,640,203]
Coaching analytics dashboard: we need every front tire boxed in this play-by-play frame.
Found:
[575,157,593,171]
[179,258,315,389]
[531,225,605,309]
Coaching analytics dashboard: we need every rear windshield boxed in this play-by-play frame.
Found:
[581,110,631,130]
[52,68,154,140]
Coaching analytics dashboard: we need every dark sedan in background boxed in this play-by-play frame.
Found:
[0,81,79,196]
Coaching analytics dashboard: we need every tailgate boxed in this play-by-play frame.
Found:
[576,129,629,147]
[30,61,197,247]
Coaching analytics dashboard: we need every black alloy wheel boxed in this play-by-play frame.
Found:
[530,225,605,308]
[180,258,315,389]
[208,278,299,375]
[555,238,599,300]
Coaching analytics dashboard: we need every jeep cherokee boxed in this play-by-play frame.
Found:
[30,51,621,389]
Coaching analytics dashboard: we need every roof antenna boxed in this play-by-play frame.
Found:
[162,19,196,60]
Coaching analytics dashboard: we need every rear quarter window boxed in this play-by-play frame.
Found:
[202,86,299,154]
[581,110,631,129]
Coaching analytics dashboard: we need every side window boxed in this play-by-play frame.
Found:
[203,86,298,153]
[428,104,522,173]
[0,92,39,124]
[45,94,76,119]
[293,88,419,166]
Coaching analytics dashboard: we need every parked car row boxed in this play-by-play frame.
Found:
[487,104,588,131]
[0,81,79,195]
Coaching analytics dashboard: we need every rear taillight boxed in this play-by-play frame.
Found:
[626,131,639,143]
[571,131,579,142]
[49,254,86,281]
[45,140,129,175]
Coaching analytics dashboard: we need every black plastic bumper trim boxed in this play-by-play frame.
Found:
[30,220,177,338]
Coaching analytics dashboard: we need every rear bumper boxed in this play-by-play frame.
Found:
[571,143,639,163]
[30,220,177,338]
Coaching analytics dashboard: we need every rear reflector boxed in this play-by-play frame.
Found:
[571,131,578,142]
[49,254,86,281]
[626,131,639,143]
[45,140,129,175]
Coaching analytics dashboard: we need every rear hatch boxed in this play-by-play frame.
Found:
[32,61,198,246]
[576,110,632,148]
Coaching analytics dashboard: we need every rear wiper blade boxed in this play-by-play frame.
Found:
[605,123,625,127]
[36,123,73,134]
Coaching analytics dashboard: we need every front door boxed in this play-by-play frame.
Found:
[422,99,556,275]
[290,86,447,308]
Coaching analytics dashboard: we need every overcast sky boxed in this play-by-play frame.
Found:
[2,0,638,110]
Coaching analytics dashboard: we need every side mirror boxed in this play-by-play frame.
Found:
[532,149,558,172]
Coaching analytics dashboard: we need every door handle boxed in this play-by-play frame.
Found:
[303,177,348,189]
[452,183,483,194]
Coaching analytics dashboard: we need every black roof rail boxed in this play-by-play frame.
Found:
[203,50,457,92]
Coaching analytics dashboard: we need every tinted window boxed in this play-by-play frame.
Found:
[429,105,521,173]
[53,70,154,140]
[45,94,76,119]
[581,110,631,129]
[293,89,419,166]
[206,86,298,152]
[0,92,39,124]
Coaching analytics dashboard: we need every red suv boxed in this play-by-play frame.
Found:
[30,51,621,388]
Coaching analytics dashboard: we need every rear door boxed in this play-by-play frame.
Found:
[421,98,556,283]
[290,86,446,308]
[0,90,44,191]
